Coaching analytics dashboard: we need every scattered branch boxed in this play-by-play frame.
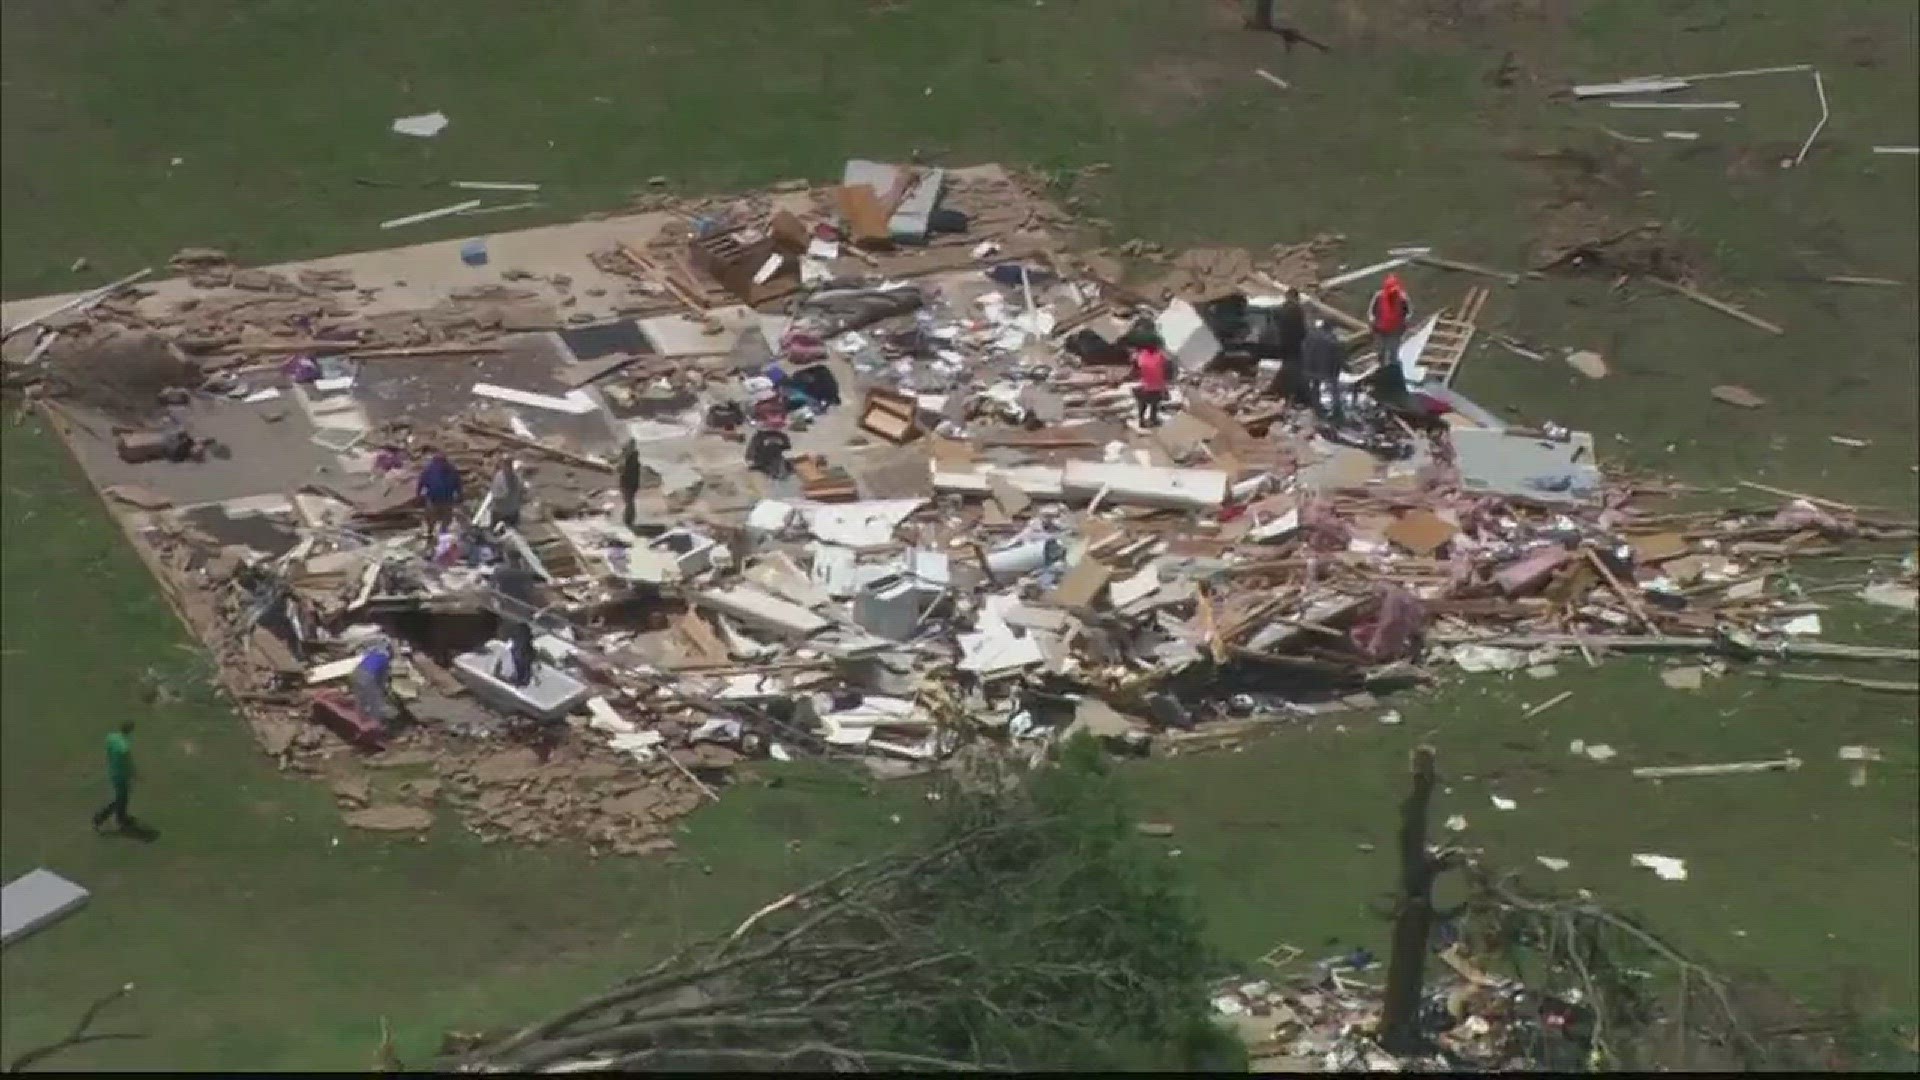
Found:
[7,984,144,1073]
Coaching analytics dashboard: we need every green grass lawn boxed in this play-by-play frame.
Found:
[4,0,1917,1068]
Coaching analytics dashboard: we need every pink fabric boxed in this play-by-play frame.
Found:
[1351,585,1426,661]
[1300,500,1352,552]
[1136,347,1170,392]
[1771,501,1851,536]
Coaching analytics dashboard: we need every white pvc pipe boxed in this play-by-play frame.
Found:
[1667,63,1813,81]
[2,266,152,341]
[1792,68,1829,167]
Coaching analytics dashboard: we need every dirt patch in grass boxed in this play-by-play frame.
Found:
[1123,55,1236,123]
[1511,140,1700,278]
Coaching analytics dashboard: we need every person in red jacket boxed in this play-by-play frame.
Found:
[1368,273,1413,374]
[1132,335,1173,428]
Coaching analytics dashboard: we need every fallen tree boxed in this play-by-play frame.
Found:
[439,737,1242,1072]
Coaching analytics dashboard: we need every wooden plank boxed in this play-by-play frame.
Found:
[1823,275,1904,287]
[618,243,715,324]
[1735,480,1857,512]
[1644,276,1785,335]
[1413,254,1521,285]
[457,420,614,473]
[2,267,153,341]
[471,382,598,415]
[379,199,482,229]
[836,184,894,248]
[1608,100,1742,110]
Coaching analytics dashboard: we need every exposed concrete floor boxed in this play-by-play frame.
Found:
[59,396,339,508]
[0,164,1018,328]
[356,332,622,454]
[179,500,304,558]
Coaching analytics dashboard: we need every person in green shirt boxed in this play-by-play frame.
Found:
[91,721,136,833]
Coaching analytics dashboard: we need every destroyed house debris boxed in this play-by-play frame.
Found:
[5,160,1915,857]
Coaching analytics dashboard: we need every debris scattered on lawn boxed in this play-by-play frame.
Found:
[380,200,484,230]
[1660,665,1704,690]
[1522,691,1573,718]
[1564,349,1608,379]
[1632,757,1801,780]
[1608,100,1741,110]
[391,111,450,138]
[343,806,435,831]
[1445,814,1469,832]
[1839,745,1882,788]
[1573,63,1828,168]
[13,160,1918,863]
[1631,853,1689,881]
[1710,384,1767,408]
[1571,740,1618,763]
[1490,794,1517,811]
[1860,582,1918,611]
[1534,855,1570,872]
[1253,69,1290,91]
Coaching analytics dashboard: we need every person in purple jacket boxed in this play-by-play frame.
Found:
[416,448,464,543]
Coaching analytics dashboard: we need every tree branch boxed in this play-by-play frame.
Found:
[7,984,144,1073]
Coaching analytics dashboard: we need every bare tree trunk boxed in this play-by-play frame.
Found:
[1379,746,1437,1054]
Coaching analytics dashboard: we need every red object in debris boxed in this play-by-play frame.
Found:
[1217,503,1248,523]
[309,690,387,750]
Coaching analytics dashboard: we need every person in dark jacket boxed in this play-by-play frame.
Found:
[1267,288,1310,404]
[616,440,642,529]
[416,449,463,543]
[1361,359,1453,438]
[1300,319,1347,421]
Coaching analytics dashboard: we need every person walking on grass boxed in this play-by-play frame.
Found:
[91,721,137,834]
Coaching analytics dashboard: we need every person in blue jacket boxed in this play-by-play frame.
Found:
[352,640,394,726]
[417,448,464,543]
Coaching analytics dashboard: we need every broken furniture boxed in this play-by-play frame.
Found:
[853,575,946,641]
[840,160,948,248]
[309,689,389,750]
[858,387,922,444]
[688,212,807,306]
